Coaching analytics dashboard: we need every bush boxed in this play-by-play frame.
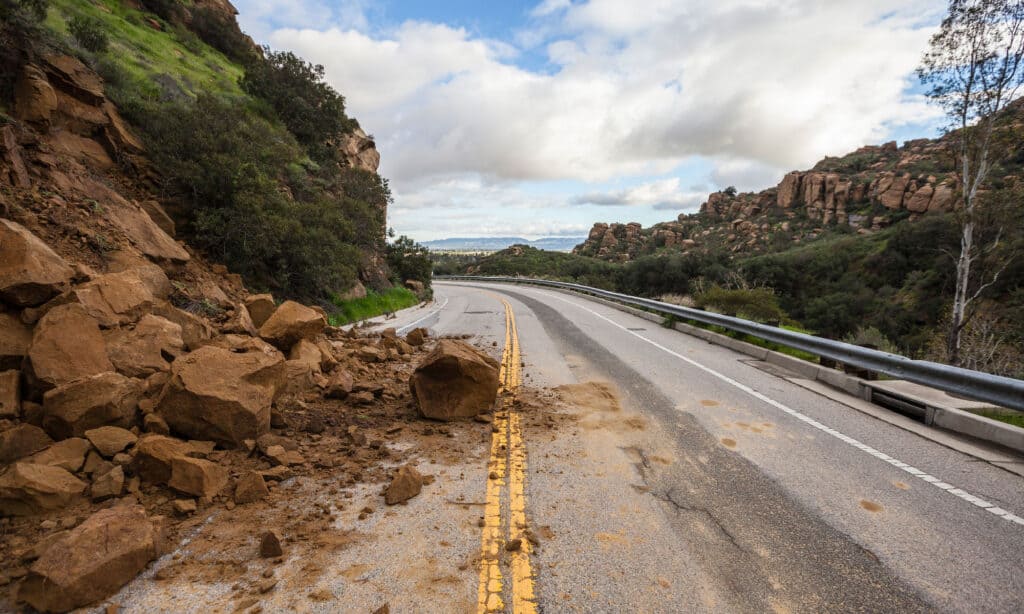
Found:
[843,327,901,354]
[188,6,255,62]
[242,47,352,163]
[695,286,787,323]
[387,235,432,288]
[69,14,109,53]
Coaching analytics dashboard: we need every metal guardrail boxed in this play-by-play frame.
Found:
[438,275,1024,412]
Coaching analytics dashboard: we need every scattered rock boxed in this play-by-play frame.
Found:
[65,269,161,328]
[172,499,196,515]
[505,538,523,552]
[244,294,276,328]
[409,340,500,421]
[234,471,269,504]
[84,426,138,457]
[17,504,159,612]
[384,465,423,505]
[90,465,124,501]
[26,437,91,472]
[0,218,74,307]
[258,301,326,350]
[259,530,283,558]
[0,424,53,464]
[168,456,228,499]
[143,413,170,435]
[0,462,86,515]
[41,372,142,439]
[104,314,184,377]
[222,303,259,336]
[263,445,288,466]
[324,369,354,399]
[405,328,427,347]
[131,434,192,483]
[349,391,375,405]
[288,339,324,373]
[156,345,285,447]
[26,303,114,391]
[0,314,32,371]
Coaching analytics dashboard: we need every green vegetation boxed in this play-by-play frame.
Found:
[387,235,433,290]
[440,245,619,289]
[32,0,395,302]
[974,410,1024,429]
[329,287,420,326]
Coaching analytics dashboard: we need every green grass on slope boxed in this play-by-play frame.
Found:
[46,0,243,102]
[328,287,420,326]
[974,410,1024,430]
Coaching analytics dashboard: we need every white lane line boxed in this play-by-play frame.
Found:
[396,295,450,334]
[523,287,1024,528]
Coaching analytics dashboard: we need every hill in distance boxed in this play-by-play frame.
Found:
[421,236,585,252]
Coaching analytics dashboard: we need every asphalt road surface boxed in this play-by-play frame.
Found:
[373,280,1024,614]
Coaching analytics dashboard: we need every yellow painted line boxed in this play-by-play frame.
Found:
[476,298,537,613]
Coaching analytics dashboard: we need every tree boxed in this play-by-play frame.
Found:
[918,0,1024,366]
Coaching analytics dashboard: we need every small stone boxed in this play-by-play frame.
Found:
[172,499,197,515]
[143,413,170,435]
[258,578,277,593]
[259,531,283,558]
[264,445,288,466]
[91,466,125,501]
[505,538,523,552]
[384,465,423,505]
[84,426,138,458]
[235,471,270,504]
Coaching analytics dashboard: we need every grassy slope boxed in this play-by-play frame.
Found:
[46,0,243,100]
[328,287,420,326]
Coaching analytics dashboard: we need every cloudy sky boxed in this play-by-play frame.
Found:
[234,0,948,241]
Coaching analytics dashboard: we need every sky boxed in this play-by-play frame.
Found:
[233,0,950,241]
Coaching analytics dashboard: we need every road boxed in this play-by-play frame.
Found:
[377,280,1024,613]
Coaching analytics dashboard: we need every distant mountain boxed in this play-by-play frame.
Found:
[422,236,585,252]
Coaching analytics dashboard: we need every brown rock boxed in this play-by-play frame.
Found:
[105,314,184,378]
[26,438,90,472]
[410,340,500,421]
[0,219,75,307]
[42,372,141,440]
[13,64,58,125]
[905,184,934,213]
[258,301,326,349]
[384,465,423,505]
[404,280,425,295]
[405,327,428,347]
[263,444,289,466]
[244,294,276,328]
[0,424,53,464]
[84,426,138,457]
[105,198,190,265]
[357,346,386,363]
[17,505,159,612]
[0,313,32,370]
[172,499,196,515]
[27,304,113,392]
[222,304,258,336]
[0,370,20,418]
[929,181,956,212]
[350,391,375,405]
[131,435,191,483]
[259,530,283,558]
[151,302,214,351]
[288,339,323,373]
[143,413,170,435]
[90,465,124,501]
[168,456,228,499]
[66,269,162,328]
[324,369,354,399]
[0,462,85,515]
[776,171,802,208]
[156,345,285,447]
[234,471,269,504]
[138,200,175,237]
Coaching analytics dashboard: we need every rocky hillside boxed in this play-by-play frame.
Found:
[574,102,1023,262]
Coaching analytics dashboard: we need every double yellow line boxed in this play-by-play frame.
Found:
[477,299,537,614]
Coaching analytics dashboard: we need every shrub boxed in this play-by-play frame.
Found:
[842,327,901,354]
[695,286,787,324]
[241,47,352,163]
[387,235,432,288]
[69,14,109,53]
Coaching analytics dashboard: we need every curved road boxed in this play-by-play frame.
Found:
[377,281,1024,613]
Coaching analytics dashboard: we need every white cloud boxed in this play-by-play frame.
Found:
[572,178,706,211]
[246,0,948,239]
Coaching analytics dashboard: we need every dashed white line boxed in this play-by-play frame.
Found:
[514,286,1024,528]
[396,295,450,335]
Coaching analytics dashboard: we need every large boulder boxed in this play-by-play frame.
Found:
[26,303,113,392]
[64,269,160,327]
[17,504,159,612]
[258,300,326,349]
[152,301,214,350]
[0,219,74,307]
[409,340,500,421]
[104,314,184,377]
[0,312,33,370]
[131,434,191,483]
[0,462,85,515]
[0,424,53,464]
[42,372,142,439]
[156,345,285,447]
